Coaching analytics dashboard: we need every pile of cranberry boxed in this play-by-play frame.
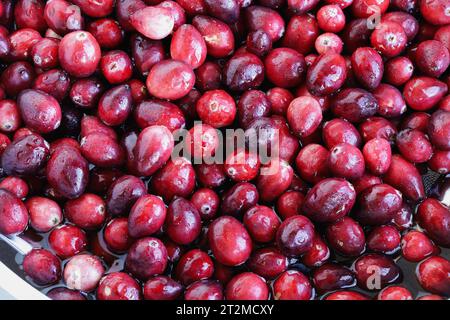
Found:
[0,0,449,301]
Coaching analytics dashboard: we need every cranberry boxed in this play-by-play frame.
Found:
[359,117,397,143]
[342,18,371,53]
[221,182,259,216]
[44,0,84,35]
[287,97,322,138]
[401,230,439,262]
[237,90,271,128]
[362,138,391,175]
[391,202,414,231]
[64,254,105,292]
[33,69,71,102]
[428,150,450,174]
[49,225,87,258]
[223,52,265,92]
[80,133,125,168]
[428,110,450,151]
[175,249,214,285]
[196,90,236,128]
[367,225,401,254]
[47,288,86,300]
[100,51,133,84]
[71,0,114,18]
[403,77,448,111]
[105,175,146,216]
[283,14,319,55]
[315,33,343,54]
[8,28,42,61]
[224,272,268,300]
[246,30,272,57]
[195,62,223,92]
[125,237,168,280]
[325,290,369,300]
[350,47,383,90]
[203,0,239,24]
[23,249,61,286]
[65,194,106,230]
[417,294,445,300]
[328,143,365,180]
[104,217,133,253]
[353,253,402,291]
[130,6,174,40]
[273,270,312,300]
[0,177,28,199]
[115,0,146,31]
[1,61,35,97]
[267,87,294,116]
[192,15,235,58]
[166,197,201,245]
[0,189,28,235]
[186,124,220,161]
[170,24,206,69]
[190,188,219,221]
[1,134,49,176]
[184,280,223,300]
[288,0,320,14]
[59,31,101,78]
[384,56,414,86]
[256,160,293,202]
[242,205,280,243]
[224,149,260,182]
[196,163,227,188]
[247,247,288,279]
[97,272,141,300]
[245,5,285,42]
[331,88,378,123]
[417,256,450,296]
[276,215,314,257]
[326,217,365,257]
[70,78,104,108]
[377,286,413,300]
[312,263,356,293]
[303,178,356,223]
[317,4,345,32]
[276,190,305,220]
[127,194,166,238]
[306,52,347,96]
[415,40,450,77]
[420,0,450,25]
[88,18,124,49]
[323,119,362,149]
[134,100,185,133]
[396,129,433,163]
[142,276,183,301]
[417,198,450,247]
[26,196,62,233]
[31,38,59,70]
[435,25,450,51]
[264,48,306,88]
[131,35,165,76]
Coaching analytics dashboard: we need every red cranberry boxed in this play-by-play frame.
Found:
[33,69,71,102]
[31,38,59,70]
[312,263,356,293]
[326,217,365,257]
[246,30,272,57]
[26,196,62,233]
[243,205,280,243]
[382,11,419,42]
[88,18,124,49]
[417,294,445,300]
[157,1,186,30]
[373,84,406,118]
[391,202,414,231]
[64,254,105,292]
[328,143,365,180]
[166,197,201,245]
[71,0,114,18]
[362,138,391,175]
[306,52,347,96]
[146,59,195,100]
[196,163,227,188]
[417,198,450,247]
[209,216,252,266]
[223,52,265,92]
[186,124,219,161]
[97,272,141,300]
[134,99,185,133]
[273,270,312,300]
[415,40,450,77]
[331,88,378,123]
[23,249,61,286]
[265,48,306,88]
[256,160,294,202]
[403,77,448,111]
[0,177,28,199]
[283,14,319,55]
[104,217,133,253]
[126,237,168,280]
[323,119,362,149]
[288,0,320,14]
[130,6,174,40]
[315,33,343,54]
[59,31,101,78]
[80,133,125,168]
[247,247,288,279]
[350,47,383,90]
[428,110,450,151]
[0,189,28,235]
[144,275,183,300]
[276,190,304,220]
[226,272,269,300]
[237,90,271,128]
[204,0,239,24]
[396,129,433,163]
[221,182,259,216]
[371,21,407,58]
[152,158,195,201]
[435,25,450,51]
[190,188,219,221]
[100,51,133,84]
[196,89,236,128]
[49,225,87,258]
[175,249,214,285]
[367,225,401,254]
[1,61,35,97]
[276,215,314,257]
[128,194,166,238]
[325,290,369,300]
[170,24,206,69]
[377,286,413,300]
[353,173,383,195]
[192,15,235,58]
[106,175,146,216]
[47,288,85,300]
[245,5,285,42]
[115,0,146,31]
[65,194,106,230]
[416,256,450,296]
[224,149,260,182]
[131,35,165,76]
[302,233,331,267]
[195,62,222,92]
[317,4,345,32]
[1,133,49,176]
[70,78,104,108]
[420,0,450,25]
[8,28,42,61]
[428,150,450,174]
[384,56,414,86]
[342,18,371,53]
[287,97,322,138]
[267,87,294,116]
[184,280,223,300]
[401,230,439,262]
[44,0,84,35]
[359,116,397,143]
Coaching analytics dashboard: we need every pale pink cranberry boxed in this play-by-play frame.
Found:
[64,254,105,292]
[26,196,62,233]
[130,6,174,40]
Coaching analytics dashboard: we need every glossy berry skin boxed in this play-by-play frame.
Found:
[0,189,29,235]
[64,194,106,230]
[328,143,365,180]
[370,21,407,58]
[417,198,450,247]
[416,256,450,296]
[312,263,356,294]
[367,225,401,254]
[143,275,183,300]
[256,160,294,202]
[64,254,105,292]
[377,286,413,300]
[146,59,195,100]
[384,57,414,86]
[265,48,306,88]
[323,119,362,149]
[59,31,101,78]
[23,249,61,286]
[272,270,312,300]
[0,177,28,199]
[97,272,141,300]
[48,225,87,258]
[295,144,330,184]
[396,129,433,163]
[245,5,285,42]
[331,88,378,124]
[415,40,449,77]
[130,6,174,40]
[105,175,146,217]
[428,110,450,151]
[175,249,214,285]
[125,237,168,280]
[352,254,402,291]
[243,205,280,243]
[306,52,347,96]
[224,149,260,182]
[88,18,124,49]
[302,178,356,223]
[362,138,391,175]
[326,217,366,257]
[247,247,288,279]
[403,77,448,111]
[127,194,166,238]
[351,47,384,90]
[287,97,322,138]
[184,280,224,300]
[208,216,252,266]
[196,90,236,128]
[170,24,207,69]
[401,230,438,262]
[221,182,259,217]
[237,90,271,128]
[223,53,265,92]
[100,51,133,84]
[225,272,269,300]
[47,288,86,301]
[192,15,235,58]
[165,197,201,245]
[276,215,315,257]
[302,234,331,268]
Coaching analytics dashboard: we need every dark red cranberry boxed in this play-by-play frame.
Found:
[70,78,104,108]
[100,51,133,84]
[303,178,356,223]
[243,205,280,243]
[272,270,312,300]
[104,217,133,253]
[247,247,288,279]
[144,275,183,300]
[134,99,185,133]
[23,249,61,286]
[312,263,356,293]
[64,254,105,292]
[125,237,168,280]
[223,52,265,92]
[416,256,450,296]
[396,129,433,163]
[283,14,319,55]
[377,286,413,300]
[367,225,401,254]
[196,163,227,188]
[97,272,141,300]
[175,249,214,285]
[302,233,331,267]
[267,87,294,116]
[49,225,87,258]
[306,52,347,96]
[237,90,271,128]
[246,30,272,57]
[47,288,86,300]
[403,77,448,111]
[88,18,124,49]
[33,69,71,102]
[415,40,449,77]
[352,173,382,195]
[0,189,29,235]
[106,175,146,216]
[195,62,222,92]
[204,0,239,24]
[131,34,165,76]
[166,197,201,245]
[331,88,378,123]
[190,188,219,221]
[417,198,450,247]
[1,61,35,97]
[428,110,450,151]
[71,0,114,18]
[31,38,59,70]
[382,11,419,41]
[276,215,314,257]
[184,280,223,300]
[98,84,132,126]
[326,217,365,257]
[59,31,101,78]
[342,18,371,52]
[221,182,259,216]
[245,5,285,42]
[209,216,252,266]
[428,150,450,174]
[328,143,365,180]
[350,47,383,90]
[276,190,304,220]
[1,133,49,176]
